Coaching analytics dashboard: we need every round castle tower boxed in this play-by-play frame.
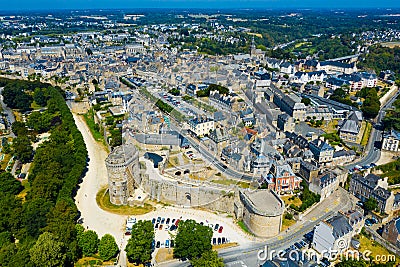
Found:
[105,143,139,205]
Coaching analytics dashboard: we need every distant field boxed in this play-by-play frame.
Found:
[381,42,400,48]
[246,32,263,38]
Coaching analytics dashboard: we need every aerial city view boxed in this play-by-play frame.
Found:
[1,0,400,266]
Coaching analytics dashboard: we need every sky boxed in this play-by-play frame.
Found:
[1,0,400,11]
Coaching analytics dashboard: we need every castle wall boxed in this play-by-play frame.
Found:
[140,173,235,213]
[242,207,282,237]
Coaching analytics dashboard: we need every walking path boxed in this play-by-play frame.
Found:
[72,113,128,266]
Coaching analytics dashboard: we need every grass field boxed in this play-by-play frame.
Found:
[281,195,302,208]
[381,42,400,48]
[83,110,103,141]
[17,179,31,202]
[282,217,296,231]
[361,122,372,147]
[319,119,339,134]
[96,188,154,215]
[211,178,250,188]
[359,235,399,264]
[166,156,179,169]
[155,248,174,263]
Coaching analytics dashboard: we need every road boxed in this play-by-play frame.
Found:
[346,89,400,169]
[159,187,355,267]
[0,87,16,138]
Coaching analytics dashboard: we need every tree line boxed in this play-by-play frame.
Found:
[0,78,88,266]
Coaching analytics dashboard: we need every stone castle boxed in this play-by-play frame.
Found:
[105,143,284,237]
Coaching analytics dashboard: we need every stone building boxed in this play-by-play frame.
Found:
[105,144,140,205]
[234,189,284,237]
[382,130,400,152]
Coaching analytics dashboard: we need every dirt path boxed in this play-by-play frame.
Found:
[73,113,127,266]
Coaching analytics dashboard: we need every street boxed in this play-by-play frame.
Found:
[346,90,400,169]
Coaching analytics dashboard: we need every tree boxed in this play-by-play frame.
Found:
[99,234,119,261]
[26,111,53,133]
[301,97,311,106]
[33,88,48,106]
[364,197,378,212]
[0,172,23,195]
[361,88,380,119]
[125,220,154,265]
[174,220,213,260]
[12,136,34,163]
[191,250,224,267]
[78,230,99,256]
[11,121,28,137]
[29,232,66,267]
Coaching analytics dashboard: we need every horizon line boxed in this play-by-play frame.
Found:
[0,7,400,12]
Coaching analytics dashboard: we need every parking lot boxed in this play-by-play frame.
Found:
[124,206,252,251]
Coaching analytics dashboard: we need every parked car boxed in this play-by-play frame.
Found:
[155,223,159,229]
[218,226,223,233]
[212,238,216,245]
[156,241,160,248]
[165,240,170,248]
[166,218,170,224]
[214,224,219,231]
[152,218,156,224]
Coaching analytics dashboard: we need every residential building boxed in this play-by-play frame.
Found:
[325,76,351,90]
[349,174,396,214]
[317,61,357,74]
[293,70,326,84]
[339,119,360,143]
[309,139,334,165]
[277,113,295,133]
[312,213,354,254]
[358,72,378,88]
[299,161,320,183]
[382,217,400,247]
[309,171,338,200]
[338,74,363,90]
[382,130,400,152]
[332,150,356,166]
[188,116,215,137]
[264,161,302,194]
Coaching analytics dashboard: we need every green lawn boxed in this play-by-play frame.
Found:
[359,235,399,264]
[237,220,253,235]
[96,188,154,215]
[83,110,103,141]
[361,122,372,147]
[211,179,250,188]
